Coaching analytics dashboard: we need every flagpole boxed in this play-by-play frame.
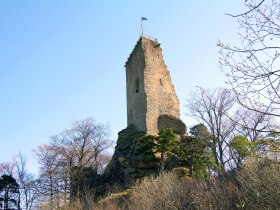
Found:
[141,20,143,35]
[141,17,147,36]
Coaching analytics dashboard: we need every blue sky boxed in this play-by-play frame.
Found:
[0,1,246,174]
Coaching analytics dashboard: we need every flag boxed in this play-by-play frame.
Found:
[141,17,148,21]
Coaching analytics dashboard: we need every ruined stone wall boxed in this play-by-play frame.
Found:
[142,37,181,135]
[126,39,147,132]
[126,36,185,135]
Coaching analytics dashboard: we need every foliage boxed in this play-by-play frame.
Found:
[0,174,20,210]
[189,123,210,138]
[229,135,252,161]
[156,128,179,172]
[138,126,220,176]
[178,124,217,178]
[251,131,280,160]
[137,135,156,159]
[138,128,178,172]
[187,87,278,171]
[229,134,279,167]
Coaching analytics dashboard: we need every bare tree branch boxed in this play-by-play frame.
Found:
[219,0,280,119]
[225,0,265,17]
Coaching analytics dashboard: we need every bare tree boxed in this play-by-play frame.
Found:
[34,117,113,207]
[0,161,16,176]
[49,117,113,200]
[15,153,39,210]
[34,144,61,210]
[234,108,278,141]
[0,156,39,210]
[188,87,236,173]
[218,0,280,119]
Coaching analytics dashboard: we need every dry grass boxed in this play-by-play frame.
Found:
[129,171,192,210]
[128,171,241,210]
[128,159,280,209]
[235,158,280,209]
[57,158,280,210]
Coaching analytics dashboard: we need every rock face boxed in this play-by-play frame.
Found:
[125,36,186,135]
[102,125,159,188]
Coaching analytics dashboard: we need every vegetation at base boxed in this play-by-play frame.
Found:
[137,125,218,178]
[138,128,179,172]
[61,157,280,210]
[178,124,217,178]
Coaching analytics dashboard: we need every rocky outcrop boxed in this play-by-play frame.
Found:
[101,125,159,189]
[97,124,186,198]
[158,114,187,135]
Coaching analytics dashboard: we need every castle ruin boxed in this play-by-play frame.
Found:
[101,35,186,191]
[125,35,186,135]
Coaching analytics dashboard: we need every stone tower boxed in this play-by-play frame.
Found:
[98,36,187,194]
[125,35,186,135]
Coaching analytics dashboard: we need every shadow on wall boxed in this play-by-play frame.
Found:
[157,115,187,135]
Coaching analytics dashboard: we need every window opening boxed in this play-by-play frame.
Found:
[135,78,140,93]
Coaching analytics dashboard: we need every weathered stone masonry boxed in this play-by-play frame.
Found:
[125,36,185,135]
